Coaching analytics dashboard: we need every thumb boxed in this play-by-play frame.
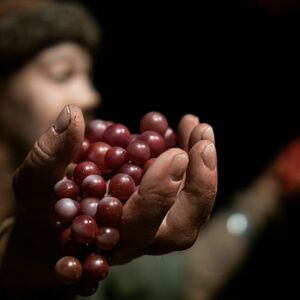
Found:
[13,105,85,211]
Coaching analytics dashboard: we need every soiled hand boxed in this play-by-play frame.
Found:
[2,105,217,289]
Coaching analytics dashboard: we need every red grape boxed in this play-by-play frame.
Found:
[53,112,179,295]
[164,127,177,148]
[58,227,83,255]
[105,147,128,171]
[102,124,130,148]
[54,179,79,200]
[109,173,136,202]
[139,130,165,157]
[96,196,123,227]
[73,161,100,185]
[85,119,108,142]
[82,253,109,281]
[86,142,111,173]
[126,140,151,165]
[81,174,106,199]
[55,256,82,284]
[79,198,99,218]
[140,111,168,135]
[73,139,90,163]
[119,163,143,185]
[71,215,97,244]
[54,198,79,224]
[95,227,120,251]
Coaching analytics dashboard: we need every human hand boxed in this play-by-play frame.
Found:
[113,115,217,263]
[1,105,84,289]
[2,106,217,289]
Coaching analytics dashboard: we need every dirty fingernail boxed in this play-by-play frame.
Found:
[170,153,188,181]
[53,105,71,133]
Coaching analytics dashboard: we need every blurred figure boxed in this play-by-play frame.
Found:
[0,0,100,224]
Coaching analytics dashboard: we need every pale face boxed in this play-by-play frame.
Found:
[1,42,100,153]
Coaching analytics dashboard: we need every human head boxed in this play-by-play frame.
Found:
[0,0,101,158]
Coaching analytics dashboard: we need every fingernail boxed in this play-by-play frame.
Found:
[190,115,200,124]
[201,143,216,170]
[185,114,199,124]
[202,126,215,144]
[170,153,188,181]
[53,106,71,133]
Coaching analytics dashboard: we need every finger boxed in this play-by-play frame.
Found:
[189,123,215,149]
[13,105,85,211]
[177,114,199,151]
[147,140,217,254]
[117,148,189,252]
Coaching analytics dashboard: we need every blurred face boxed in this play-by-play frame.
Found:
[0,42,100,153]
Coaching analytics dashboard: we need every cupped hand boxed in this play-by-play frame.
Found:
[113,115,217,263]
[2,106,217,289]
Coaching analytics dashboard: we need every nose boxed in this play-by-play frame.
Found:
[68,77,101,114]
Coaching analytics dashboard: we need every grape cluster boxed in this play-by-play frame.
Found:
[53,112,177,296]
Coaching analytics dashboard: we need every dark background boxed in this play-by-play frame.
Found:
[74,1,299,298]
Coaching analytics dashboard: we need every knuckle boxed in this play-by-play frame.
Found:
[140,180,177,200]
[186,182,217,204]
[206,187,217,202]
[29,139,55,168]
[152,187,176,199]
[139,186,176,209]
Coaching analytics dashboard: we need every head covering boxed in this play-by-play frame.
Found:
[0,0,101,78]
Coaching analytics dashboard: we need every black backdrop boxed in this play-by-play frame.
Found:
[69,1,300,298]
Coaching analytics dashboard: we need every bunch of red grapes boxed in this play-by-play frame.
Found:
[53,112,177,296]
